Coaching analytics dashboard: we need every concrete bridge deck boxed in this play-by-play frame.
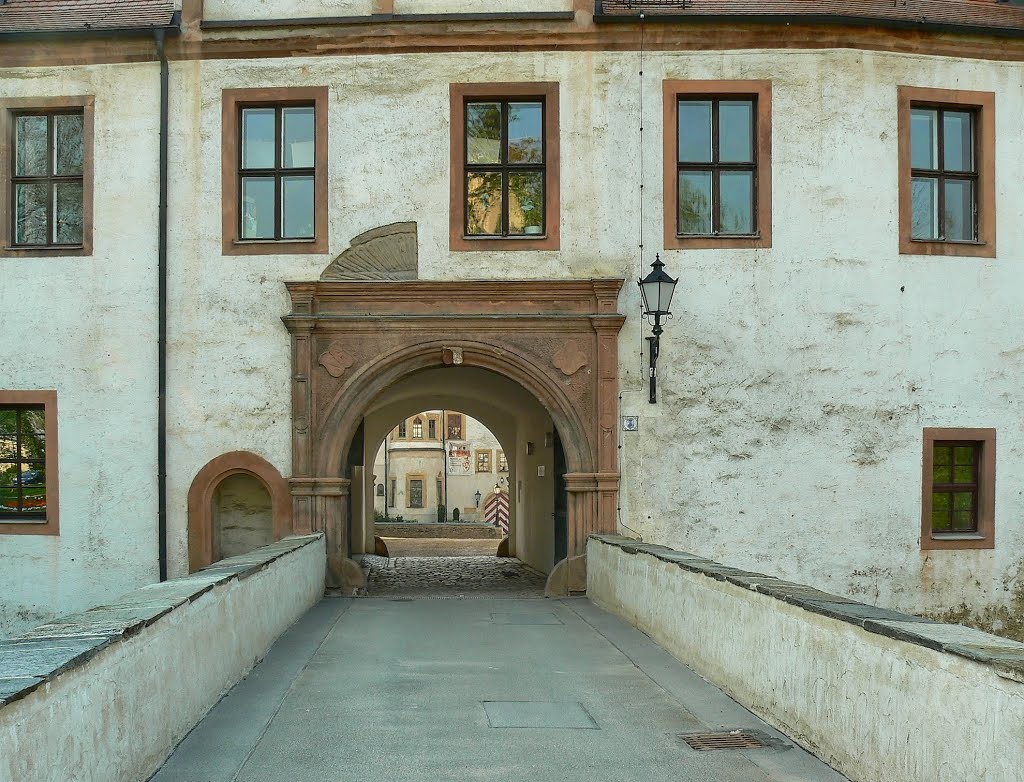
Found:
[152,577,847,782]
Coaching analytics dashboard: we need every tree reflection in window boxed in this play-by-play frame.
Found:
[12,112,84,246]
[465,99,545,237]
[0,406,47,518]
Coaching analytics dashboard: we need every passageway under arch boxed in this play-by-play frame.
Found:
[282,278,626,595]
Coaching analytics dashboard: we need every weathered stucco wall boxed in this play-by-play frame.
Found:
[588,536,1024,782]
[160,49,1024,631]
[0,534,325,782]
[5,45,1024,633]
[0,63,161,638]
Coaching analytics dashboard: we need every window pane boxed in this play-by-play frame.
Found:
[934,446,952,466]
[241,176,275,239]
[282,107,315,169]
[932,492,951,511]
[54,182,84,244]
[678,100,712,163]
[720,171,754,234]
[911,108,938,170]
[508,172,544,235]
[931,509,951,532]
[15,183,49,245]
[0,410,15,436]
[953,510,975,531]
[20,410,45,459]
[241,108,276,169]
[933,465,952,483]
[678,171,712,235]
[20,464,45,489]
[911,177,938,240]
[0,463,16,487]
[282,175,314,239]
[954,446,976,464]
[54,113,85,176]
[15,115,48,176]
[22,485,46,513]
[719,100,754,163]
[943,111,974,173]
[953,492,974,510]
[954,465,976,483]
[466,172,502,235]
[944,179,975,242]
[0,439,14,460]
[467,102,501,165]
[508,102,543,164]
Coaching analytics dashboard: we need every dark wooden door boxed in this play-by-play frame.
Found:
[553,428,568,564]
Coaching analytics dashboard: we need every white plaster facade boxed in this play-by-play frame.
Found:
[2,4,1024,638]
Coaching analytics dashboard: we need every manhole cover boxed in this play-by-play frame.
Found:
[679,730,784,751]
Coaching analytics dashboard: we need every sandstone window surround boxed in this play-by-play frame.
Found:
[0,391,59,536]
[406,475,424,508]
[476,449,492,473]
[447,413,464,440]
[921,427,995,551]
[898,86,995,258]
[221,86,328,256]
[449,82,560,251]
[663,80,772,250]
[0,96,94,258]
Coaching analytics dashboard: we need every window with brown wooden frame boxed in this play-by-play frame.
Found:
[221,87,328,255]
[663,81,772,250]
[921,428,995,550]
[412,417,424,439]
[898,87,995,258]
[449,83,559,251]
[0,96,93,257]
[0,391,59,536]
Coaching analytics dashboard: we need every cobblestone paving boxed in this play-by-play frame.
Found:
[359,554,548,598]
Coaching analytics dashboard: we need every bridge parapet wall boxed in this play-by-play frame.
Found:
[0,534,325,782]
[588,535,1024,782]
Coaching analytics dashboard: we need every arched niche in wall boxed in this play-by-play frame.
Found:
[187,451,293,572]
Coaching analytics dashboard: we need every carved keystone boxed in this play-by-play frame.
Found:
[319,342,354,378]
[553,340,588,376]
[442,347,464,366]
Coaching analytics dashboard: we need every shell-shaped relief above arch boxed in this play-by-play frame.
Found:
[320,222,418,281]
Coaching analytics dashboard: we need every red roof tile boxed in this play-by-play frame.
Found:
[0,0,176,34]
[597,0,1024,32]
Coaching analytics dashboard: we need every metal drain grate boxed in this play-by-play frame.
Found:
[679,730,775,751]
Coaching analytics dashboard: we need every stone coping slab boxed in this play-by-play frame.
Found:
[375,522,503,539]
[0,534,323,708]
[591,534,1024,681]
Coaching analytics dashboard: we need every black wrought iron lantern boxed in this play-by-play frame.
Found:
[638,254,678,404]
[474,490,482,508]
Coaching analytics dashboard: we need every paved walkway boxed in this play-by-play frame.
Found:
[152,598,848,782]
[360,554,548,598]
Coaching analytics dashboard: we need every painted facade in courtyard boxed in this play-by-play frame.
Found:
[372,411,510,527]
[1,0,1024,639]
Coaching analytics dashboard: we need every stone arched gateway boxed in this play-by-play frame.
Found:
[282,279,625,591]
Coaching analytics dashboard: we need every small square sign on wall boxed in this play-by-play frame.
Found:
[622,416,639,432]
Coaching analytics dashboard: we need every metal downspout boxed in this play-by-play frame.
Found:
[155,29,169,581]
